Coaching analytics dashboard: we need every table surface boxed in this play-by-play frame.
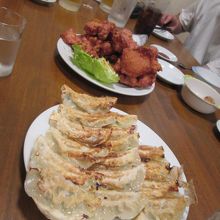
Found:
[0,1,219,220]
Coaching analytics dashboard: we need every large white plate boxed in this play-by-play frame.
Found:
[157,59,184,86]
[152,26,174,41]
[56,38,155,96]
[23,105,188,219]
[151,44,178,63]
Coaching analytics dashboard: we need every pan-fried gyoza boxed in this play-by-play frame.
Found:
[25,85,196,220]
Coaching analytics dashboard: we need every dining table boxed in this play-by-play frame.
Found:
[0,0,219,220]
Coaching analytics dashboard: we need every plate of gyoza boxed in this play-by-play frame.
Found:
[24,85,196,220]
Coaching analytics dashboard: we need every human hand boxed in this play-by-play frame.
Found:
[159,14,183,34]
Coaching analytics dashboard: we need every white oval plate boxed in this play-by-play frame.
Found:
[57,38,155,96]
[151,44,178,63]
[192,66,220,92]
[157,59,184,85]
[152,26,174,41]
[23,105,189,219]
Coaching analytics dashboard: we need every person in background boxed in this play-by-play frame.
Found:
[160,0,220,76]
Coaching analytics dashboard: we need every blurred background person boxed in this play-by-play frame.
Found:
[160,0,220,76]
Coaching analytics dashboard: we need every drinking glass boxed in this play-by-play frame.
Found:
[0,7,26,77]
[99,0,113,13]
[108,0,138,28]
[134,0,170,36]
[58,0,82,12]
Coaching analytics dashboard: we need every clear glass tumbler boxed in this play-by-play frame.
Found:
[0,7,26,77]
[134,0,170,36]
[108,0,138,28]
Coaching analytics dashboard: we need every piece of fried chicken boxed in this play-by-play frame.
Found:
[113,46,162,88]
[61,28,99,57]
[84,19,115,41]
[111,28,138,54]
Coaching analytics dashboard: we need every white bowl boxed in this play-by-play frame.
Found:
[192,66,220,93]
[181,76,220,114]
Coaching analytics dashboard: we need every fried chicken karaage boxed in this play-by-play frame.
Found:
[111,28,138,54]
[61,28,99,57]
[61,19,161,88]
[84,19,115,40]
[114,46,161,87]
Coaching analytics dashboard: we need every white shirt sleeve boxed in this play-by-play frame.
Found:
[179,1,199,32]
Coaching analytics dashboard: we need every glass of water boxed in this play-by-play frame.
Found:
[0,7,26,77]
[134,0,170,36]
[108,0,138,28]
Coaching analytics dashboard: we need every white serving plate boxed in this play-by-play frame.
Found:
[151,44,178,63]
[157,59,184,86]
[152,26,174,41]
[23,105,189,219]
[57,38,155,96]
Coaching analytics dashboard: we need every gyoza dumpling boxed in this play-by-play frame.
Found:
[61,84,117,114]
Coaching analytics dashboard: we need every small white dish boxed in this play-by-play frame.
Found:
[217,120,220,133]
[152,26,174,41]
[157,59,184,86]
[151,44,178,63]
[192,66,220,93]
[181,76,220,114]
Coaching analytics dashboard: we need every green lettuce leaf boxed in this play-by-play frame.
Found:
[72,45,119,84]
